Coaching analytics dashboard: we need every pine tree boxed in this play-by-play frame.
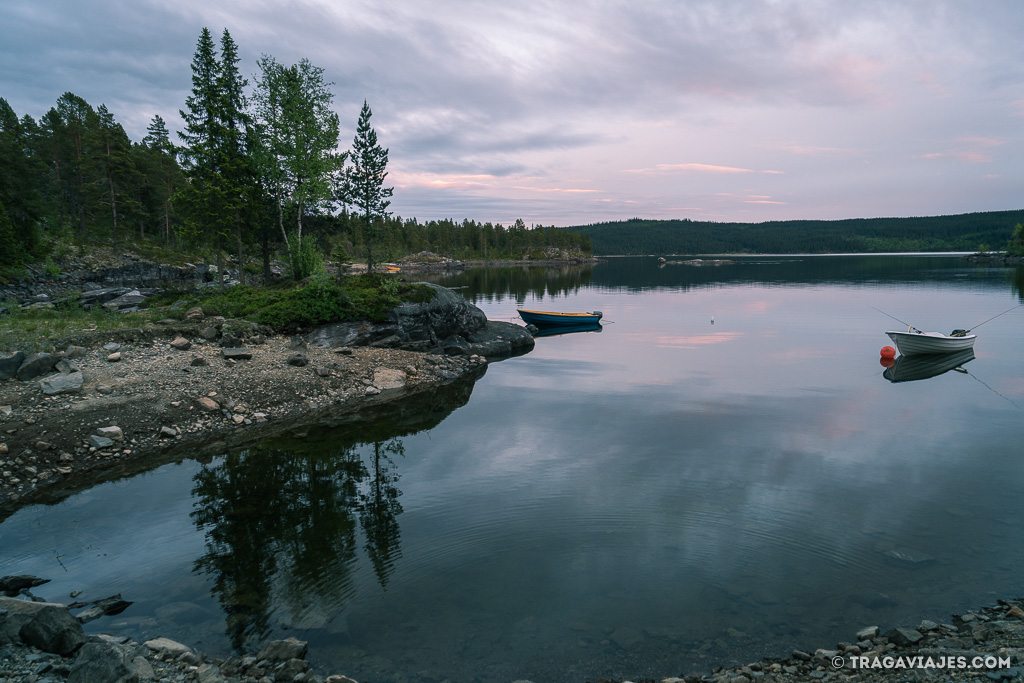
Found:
[343,100,392,274]
[143,115,180,243]
[91,104,136,248]
[0,100,42,266]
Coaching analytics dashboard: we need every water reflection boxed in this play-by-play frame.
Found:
[532,322,603,337]
[417,263,596,305]
[882,350,975,383]
[1011,266,1024,300]
[189,377,477,650]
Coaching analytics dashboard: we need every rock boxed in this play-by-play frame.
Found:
[0,596,86,655]
[855,625,879,641]
[184,306,204,320]
[88,435,114,449]
[102,289,147,311]
[0,405,11,417]
[0,351,27,380]
[1006,605,1024,620]
[315,367,331,377]
[195,397,219,412]
[143,637,192,658]
[16,352,58,381]
[196,662,227,682]
[274,658,309,680]
[307,283,488,353]
[0,575,50,597]
[96,426,123,441]
[64,345,87,359]
[102,342,121,352]
[326,676,359,683]
[190,354,209,367]
[464,320,535,358]
[288,336,308,351]
[373,368,407,390]
[199,326,219,340]
[40,371,84,396]
[96,385,113,395]
[159,426,178,438]
[256,637,308,662]
[221,347,252,360]
[170,337,192,350]
[286,352,309,367]
[219,333,243,348]
[106,352,121,362]
[884,627,924,646]
[68,639,145,683]
[55,358,80,374]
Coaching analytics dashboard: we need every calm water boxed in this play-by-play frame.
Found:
[2,255,1023,683]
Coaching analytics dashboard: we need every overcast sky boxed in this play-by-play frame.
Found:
[2,1,1022,227]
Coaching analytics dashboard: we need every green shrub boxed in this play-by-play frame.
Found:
[287,234,326,280]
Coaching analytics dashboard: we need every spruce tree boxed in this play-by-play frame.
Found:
[178,27,252,288]
[343,100,392,274]
[143,115,180,243]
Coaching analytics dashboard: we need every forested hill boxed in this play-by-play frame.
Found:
[568,211,1024,255]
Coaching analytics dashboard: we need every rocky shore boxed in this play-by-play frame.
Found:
[0,281,534,512]
[1,590,357,682]
[5,585,1024,683]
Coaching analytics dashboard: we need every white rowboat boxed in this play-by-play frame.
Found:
[886,330,976,356]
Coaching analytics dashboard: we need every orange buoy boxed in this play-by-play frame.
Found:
[879,357,895,368]
[880,346,896,359]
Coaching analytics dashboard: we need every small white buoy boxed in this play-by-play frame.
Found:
[711,316,715,325]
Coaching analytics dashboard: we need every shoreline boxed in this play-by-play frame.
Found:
[0,319,488,515]
[3,589,1024,682]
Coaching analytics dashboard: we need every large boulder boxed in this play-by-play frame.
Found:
[0,596,86,655]
[68,638,149,683]
[40,371,84,396]
[16,352,59,381]
[0,351,26,381]
[307,283,492,354]
[463,321,535,358]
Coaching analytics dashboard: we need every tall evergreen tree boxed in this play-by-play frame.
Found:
[142,115,180,243]
[177,27,251,287]
[0,99,42,267]
[48,93,95,236]
[91,104,136,248]
[342,100,392,274]
[216,29,252,283]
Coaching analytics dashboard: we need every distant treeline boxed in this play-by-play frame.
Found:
[570,211,1024,255]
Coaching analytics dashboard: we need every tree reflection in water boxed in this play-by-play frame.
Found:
[189,374,480,650]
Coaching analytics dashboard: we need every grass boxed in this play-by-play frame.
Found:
[1,273,436,352]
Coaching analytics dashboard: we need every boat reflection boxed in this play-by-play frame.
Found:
[883,349,975,383]
[533,322,603,337]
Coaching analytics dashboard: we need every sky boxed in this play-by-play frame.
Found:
[2,0,1022,227]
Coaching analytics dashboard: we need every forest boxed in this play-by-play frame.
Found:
[569,211,1024,255]
[0,27,590,283]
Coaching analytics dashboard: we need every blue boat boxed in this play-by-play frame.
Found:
[517,309,603,326]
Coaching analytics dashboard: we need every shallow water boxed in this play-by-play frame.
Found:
[2,255,1023,682]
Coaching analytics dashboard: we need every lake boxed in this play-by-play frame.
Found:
[2,255,1023,683]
